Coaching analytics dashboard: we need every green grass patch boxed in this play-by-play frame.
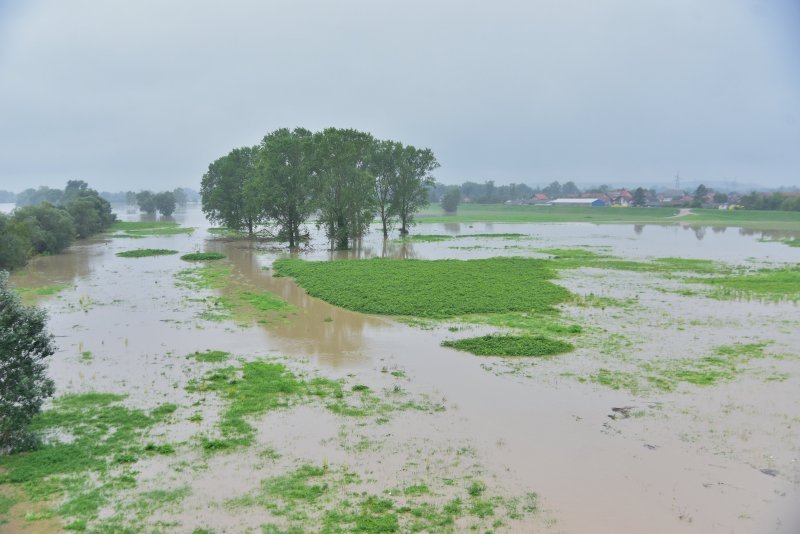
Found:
[208,227,247,237]
[109,221,192,237]
[273,257,571,318]
[116,249,178,258]
[180,252,226,261]
[111,221,179,231]
[187,350,231,363]
[401,233,528,243]
[12,283,71,297]
[108,233,146,239]
[238,291,295,313]
[442,334,574,357]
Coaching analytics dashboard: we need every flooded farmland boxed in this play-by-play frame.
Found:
[4,206,800,533]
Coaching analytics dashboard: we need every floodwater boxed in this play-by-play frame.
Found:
[7,206,800,533]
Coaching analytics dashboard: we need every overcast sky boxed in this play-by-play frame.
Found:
[1,0,798,192]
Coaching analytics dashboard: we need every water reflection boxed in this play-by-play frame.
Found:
[634,225,644,235]
[222,241,386,364]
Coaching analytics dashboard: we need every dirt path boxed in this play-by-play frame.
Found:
[669,208,694,218]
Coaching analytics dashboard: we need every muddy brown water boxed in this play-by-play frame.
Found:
[6,205,800,533]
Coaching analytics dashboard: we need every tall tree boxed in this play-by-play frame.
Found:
[441,186,461,213]
[256,128,316,248]
[632,187,646,207]
[201,146,264,235]
[370,139,403,238]
[0,271,56,451]
[313,128,375,249]
[392,145,439,235]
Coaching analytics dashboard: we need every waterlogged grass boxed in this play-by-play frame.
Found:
[691,267,800,301]
[591,343,769,394]
[442,334,574,357]
[190,361,444,451]
[188,361,343,450]
[227,464,538,533]
[175,264,295,324]
[180,252,226,261]
[539,248,733,276]
[402,233,528,242]
[0,393,178,530]
[176,264,232,290]
[187,350,231,363]
[273,257,570,317]
[459,312,583,337]
[116,248,179,258]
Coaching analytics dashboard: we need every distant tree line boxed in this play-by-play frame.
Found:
[738,191,800,212]
[0,181,115,271]
[98,187,197,206]
[201,127,439,249]
[427,180,598,204]
[0,190,15,203]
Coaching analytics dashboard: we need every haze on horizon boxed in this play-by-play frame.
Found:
[0,0,798,193]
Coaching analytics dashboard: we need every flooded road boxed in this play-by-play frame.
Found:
[7,206,800,533]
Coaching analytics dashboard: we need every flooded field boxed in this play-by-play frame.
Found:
[4,206,800,533]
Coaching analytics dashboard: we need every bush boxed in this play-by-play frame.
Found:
[0,271,56,451]
[0,214,31,271]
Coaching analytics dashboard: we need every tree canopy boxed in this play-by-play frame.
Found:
[0,271,56,451]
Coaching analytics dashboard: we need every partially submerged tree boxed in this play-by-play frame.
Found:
[256,128,316,248]
[154,191,176,217]
[370,139,403,239]
[136,191,157,215]
[314,128,376,249]
[201,146,264,235]
[392,145,438,235]
[0,271,56,451]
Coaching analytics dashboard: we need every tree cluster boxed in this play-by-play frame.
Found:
[201,127,439,249]
[134,190,178,216]
[0,181,115,271]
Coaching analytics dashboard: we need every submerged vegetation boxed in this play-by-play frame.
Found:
[189,360,444,452]
[0,393,180,530]
[273,257,570,317]
[442,334,574,357]
[175,264,295,324]
[691,267,800,301]
[116,248,179,258]
[591,343,770,394]
[228,462,538,533]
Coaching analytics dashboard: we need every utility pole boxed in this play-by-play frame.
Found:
[674,171,681,192]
